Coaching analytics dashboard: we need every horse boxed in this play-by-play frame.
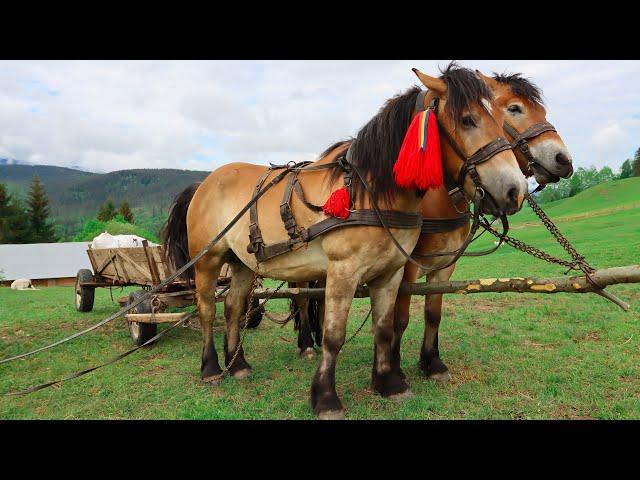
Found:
[163,62,527,419]
[394,70,574,382]
[293,70,574,366]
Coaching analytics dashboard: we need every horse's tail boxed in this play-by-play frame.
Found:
[162,182,200,282]
[291,280,324,348]
[307,280,323,347]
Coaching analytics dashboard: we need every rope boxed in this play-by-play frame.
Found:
[2,312,195,396]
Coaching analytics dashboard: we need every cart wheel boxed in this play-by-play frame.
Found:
[127,290,158,346]
[240,296,264,329]
[75,269,95,312]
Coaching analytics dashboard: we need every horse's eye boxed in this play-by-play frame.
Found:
[508,104,522,114]
[462,115,476,128]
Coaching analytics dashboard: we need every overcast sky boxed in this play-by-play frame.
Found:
[1,60,638,173]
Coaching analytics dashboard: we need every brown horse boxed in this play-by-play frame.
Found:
[164,63,527,419]
[294,71,574,365]
[393,70,574,383]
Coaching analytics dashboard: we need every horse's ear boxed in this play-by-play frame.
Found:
[412,68,446,94]
[475,69,499,88]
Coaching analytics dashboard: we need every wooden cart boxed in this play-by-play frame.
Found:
[74,240,263,345]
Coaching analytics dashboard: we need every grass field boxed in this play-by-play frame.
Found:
[1,178,639,419]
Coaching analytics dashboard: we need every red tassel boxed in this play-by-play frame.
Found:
[417,109,443,190]
[393,109,443,190]
[322,187,351,219]
[393,112,423,189]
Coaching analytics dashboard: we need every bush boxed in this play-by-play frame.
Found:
[73,216,159,243]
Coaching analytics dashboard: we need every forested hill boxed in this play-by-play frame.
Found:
[0,164,211,237]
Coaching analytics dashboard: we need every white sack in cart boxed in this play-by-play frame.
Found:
[90,232,158,249]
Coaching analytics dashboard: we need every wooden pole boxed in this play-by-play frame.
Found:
[251,265,640,311]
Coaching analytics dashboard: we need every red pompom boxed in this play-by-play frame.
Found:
[322,187,351,219]
[393,109,443,190]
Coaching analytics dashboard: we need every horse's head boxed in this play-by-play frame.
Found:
[476,70,573,185]
[414,64,527,216]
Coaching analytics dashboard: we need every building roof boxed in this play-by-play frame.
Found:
[0,242,93,281]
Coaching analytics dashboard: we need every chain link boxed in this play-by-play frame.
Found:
[211,267,287,382]
[482,194,596,275]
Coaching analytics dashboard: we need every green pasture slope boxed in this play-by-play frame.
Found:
[1,178,638,419]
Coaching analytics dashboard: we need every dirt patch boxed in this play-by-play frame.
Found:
[524,339,559,349]
[449,363,482,386]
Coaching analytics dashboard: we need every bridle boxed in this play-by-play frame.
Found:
[415,91,512,216]
[503,119,557,180]
[406,90,513,269]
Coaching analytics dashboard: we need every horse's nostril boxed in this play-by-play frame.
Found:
[507,187,518,203]
[555,152,571,166]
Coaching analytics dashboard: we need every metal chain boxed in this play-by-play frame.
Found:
[344,307,372,345]
[210,269,287,382]
[482,194,595,274]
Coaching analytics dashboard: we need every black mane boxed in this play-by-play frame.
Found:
[492,72,544,105]
[323,62,493,205]
[440,61,494,125]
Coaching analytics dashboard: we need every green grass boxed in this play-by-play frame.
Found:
[1,179,639,419]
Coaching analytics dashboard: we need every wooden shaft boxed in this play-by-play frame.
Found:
[251,265,640,310]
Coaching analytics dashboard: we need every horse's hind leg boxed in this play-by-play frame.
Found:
[195,255,225,384]
[390,262,420,381]
[292,282,315,359]
[223,262,255,379]
[419,265,454,382]
[369,267,412,399]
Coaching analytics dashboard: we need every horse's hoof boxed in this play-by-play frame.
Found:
[388,389,414,401]
[428,371,451,382]
[317,410,345,420]
[300,347,316,359]
[232,368,252,380]
[202,375,223,386]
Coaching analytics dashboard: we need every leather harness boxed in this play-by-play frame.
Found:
[247,159,423,263]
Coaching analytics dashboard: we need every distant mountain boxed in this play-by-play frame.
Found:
[0,158,32,166]
[0,164,211,237]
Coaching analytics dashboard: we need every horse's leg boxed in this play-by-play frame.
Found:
[292,282,315,359]
[310,264,358,420]
[223,261,254,379]
[369,267,412,399]
[390,262,420,381]
[195,255,224,384]
[419,265,455,382]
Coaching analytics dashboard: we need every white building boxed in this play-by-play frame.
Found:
[0,242,92,286]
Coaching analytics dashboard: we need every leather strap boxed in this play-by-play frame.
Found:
[421,213,470,234]
[504,120,556,175]
[255,209,422,263]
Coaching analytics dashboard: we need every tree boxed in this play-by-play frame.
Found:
[119,201,134,223]
[97,198,117,222]
[632,148,640,177]
[620,159,633,179]
[0,183,31,243]
[26,175,58,243]
[597,165,614,183]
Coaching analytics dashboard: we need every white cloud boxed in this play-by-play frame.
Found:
[0,60,638,173]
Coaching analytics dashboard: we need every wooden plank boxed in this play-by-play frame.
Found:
[142,240,162,286]
[126,313,191,324]
[116,249,153,283]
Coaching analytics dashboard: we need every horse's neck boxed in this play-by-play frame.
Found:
[421,187,467,218]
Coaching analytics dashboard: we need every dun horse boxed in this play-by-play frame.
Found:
[164,63,527,418]
[294,71,574,368]
[397,71,573,382]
